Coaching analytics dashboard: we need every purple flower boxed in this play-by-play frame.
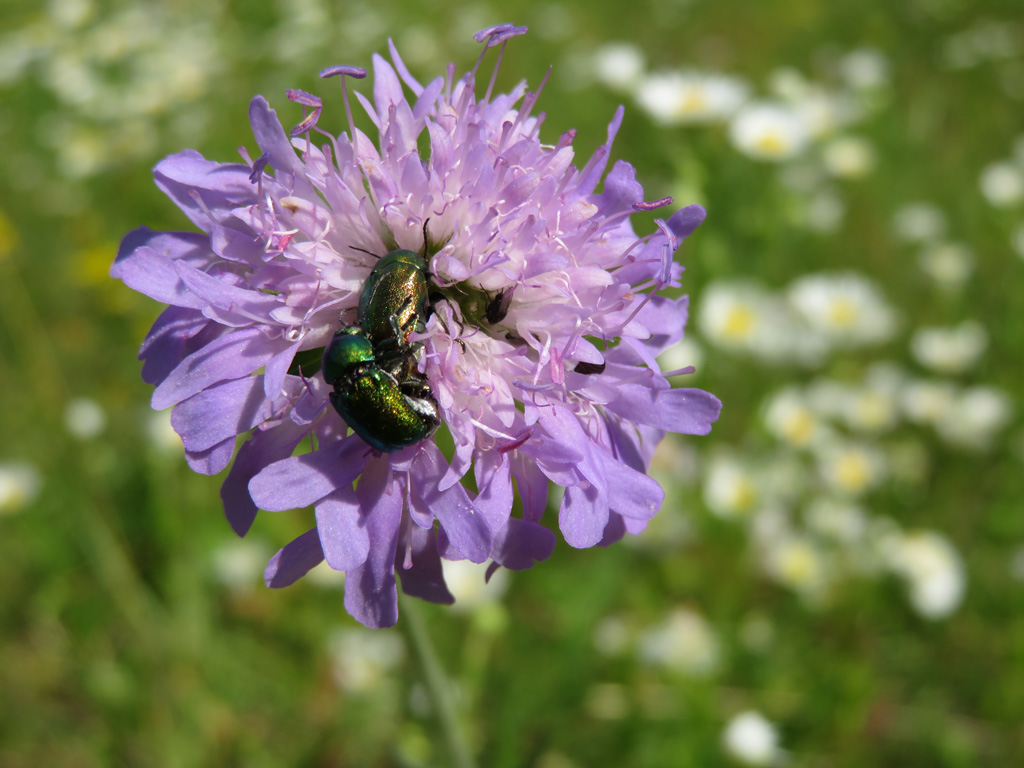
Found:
[113,26,721,628]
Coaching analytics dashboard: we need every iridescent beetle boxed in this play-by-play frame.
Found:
[321,224,440,452]
[358,248,430,352]
[321,327,440,453]
[352,223,436,379]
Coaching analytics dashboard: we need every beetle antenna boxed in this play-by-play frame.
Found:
[350,245,378,260]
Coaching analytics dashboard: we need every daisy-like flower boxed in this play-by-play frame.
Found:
[0,461,42,516]
[728,101,809,162]
[786,271,897,348]
[635,69,748,126]
[822,135,876,179]
[697,279,825,365]
[918,241,974,289]
[910,320,987,374]
[979,161,1024,208]
[112,25,721,627]
[815,439,886,496]
[637,607,720,677]
[892,202,946,244]
[762,386,829,448]
[890,530,966,620]
[722,710,783,767]
[592,42,646,93]
[703,453,759,518]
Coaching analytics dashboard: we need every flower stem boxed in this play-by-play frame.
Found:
[398,592,476,768]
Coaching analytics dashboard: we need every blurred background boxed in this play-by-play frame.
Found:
[2,0,1023,765]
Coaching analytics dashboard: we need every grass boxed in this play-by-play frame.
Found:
[1,0,1022,765]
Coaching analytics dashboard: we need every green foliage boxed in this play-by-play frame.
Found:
[1,0,1022,766]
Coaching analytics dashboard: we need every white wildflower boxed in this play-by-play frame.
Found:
[979,161,1024,207]
[892,531,966,619]
[211,538,268,593]
[764,533,830,600]
[636,69,748,125]
[787,272,896,347]
[763,387,828,448]
[816,440,886,496]
[442,559,510,614]
[703,454,759,518]
[723,710,783,766]
[637,608,720,677]
[822,136,875,178]
[910,320,987,374]
[593,42,645,92]
[327,628,405,693]
[729,101,809,161]
[918,242,974,289]
[840,48,889,90]
[935,386,1013,450]
[805,497,867,544]
[64,397,107,440]
[901,379,959,426]
[893,203,946,243]
[0,462,42,516]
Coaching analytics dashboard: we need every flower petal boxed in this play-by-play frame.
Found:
[153,150,256,231]
[491,518,556,570]
[173,260,282,316]
[343,477,403,628]
[248,438,370,512]
[559,482,610,549]
[397,526,455,604]
[151,327,277,411]
[171,375,273,452]
[248,96,315,195]
[220,420,307,536]
[315,487,370,571]
[113,227,210,277]
[119,246,207,309]
[139,307,212,386]
[604,385,722,435]
[411,444,491,563]
[510,453,549,524]
[265,528,324,588]
[603,455,664,521]
[185,438,235,475]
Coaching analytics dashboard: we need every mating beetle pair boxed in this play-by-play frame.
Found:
[321,241,441,453]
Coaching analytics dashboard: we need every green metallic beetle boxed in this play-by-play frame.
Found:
[357,247,431,352]
[321,327,440,453]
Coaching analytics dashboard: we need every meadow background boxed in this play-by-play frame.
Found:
[2,0,1023,765]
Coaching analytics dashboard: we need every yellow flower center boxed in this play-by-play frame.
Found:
[827,298,858,328]
[679,89,708,114]
[723,305,756,340]
[834,451,871,492]
[754,131,787,157]
[782,408,817,446]
[778,541,819,587]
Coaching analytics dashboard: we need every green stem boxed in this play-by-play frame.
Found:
[398,592,476,768]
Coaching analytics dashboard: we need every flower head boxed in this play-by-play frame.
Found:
[636,69,748,126]
[728,101,809,161]
[0,461,42,516]
[722,710,783,766]
[113,26,720,627]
